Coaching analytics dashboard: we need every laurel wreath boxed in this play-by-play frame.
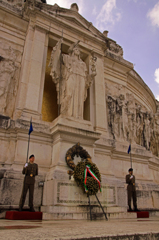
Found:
[65,143,101,196]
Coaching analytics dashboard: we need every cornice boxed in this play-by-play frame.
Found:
[20,2,107,56]
[104,52,133,72]
[36,2,105,41]
[51,123,101,140]
[0,127,52,145]
[149,157,159,171]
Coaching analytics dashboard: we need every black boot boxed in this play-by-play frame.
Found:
[30,207,35,212]
[128,206,133,212]
[134,206,140,212]
[19,206,23,211]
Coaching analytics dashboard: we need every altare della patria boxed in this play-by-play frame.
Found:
[0,0,159,220]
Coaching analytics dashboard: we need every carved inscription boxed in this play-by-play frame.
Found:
[57,182,116,205]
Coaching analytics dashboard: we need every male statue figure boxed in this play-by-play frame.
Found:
[49,39,96,119]
[126,168,139,212]
[19,154,38,212]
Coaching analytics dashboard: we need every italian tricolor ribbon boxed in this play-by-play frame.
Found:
[84,165,101,192]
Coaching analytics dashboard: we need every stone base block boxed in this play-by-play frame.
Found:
[0,169,44,207]
[41,205,136,220]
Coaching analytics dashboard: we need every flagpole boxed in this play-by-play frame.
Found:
[130,140,132,168]
[127,142,132,168]
[130,148,132,169]
[26,117,33,163]
[26,133,30,163]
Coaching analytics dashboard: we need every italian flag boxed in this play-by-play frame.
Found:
[84,165,101,192]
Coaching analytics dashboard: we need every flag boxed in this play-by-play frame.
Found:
[28,119,33,135]
[127,144,131,154]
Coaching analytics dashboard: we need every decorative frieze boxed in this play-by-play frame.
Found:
[106,91,159,157]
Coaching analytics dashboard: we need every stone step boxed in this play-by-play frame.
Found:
[41,205,127,213]
[42,211,137,220]
[42,205,137,220]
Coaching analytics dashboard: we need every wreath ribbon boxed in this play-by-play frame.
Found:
[84,165,101,192]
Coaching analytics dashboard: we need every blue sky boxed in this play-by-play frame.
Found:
[47,0,159,101]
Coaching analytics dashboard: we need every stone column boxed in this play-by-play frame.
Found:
[94,56,107,134]
[14,25,48,120]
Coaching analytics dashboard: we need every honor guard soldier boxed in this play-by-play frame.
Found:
[126,168,139,212]
[19,154,38,212]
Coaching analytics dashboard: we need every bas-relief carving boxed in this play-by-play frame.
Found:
[105,82,124,97]
[106,85,159,157]
[0,41,21,118]
[1,0,23,9]
[105,39,123,57]
[1,0,46,11]
[157,100,159,114]
[49,39,96,120]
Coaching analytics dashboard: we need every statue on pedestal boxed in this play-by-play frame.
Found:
[49,39,96,119]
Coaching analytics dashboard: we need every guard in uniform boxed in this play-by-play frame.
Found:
[19,154,38,212]
[126,168,139,211]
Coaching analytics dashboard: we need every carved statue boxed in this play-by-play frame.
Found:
[106,40,123,57]
[0,44,21,117]
[143,113,151,150]
[116,94,125,139]
[106,90,159,157]
[1,0,23,10]
[49,39,96,119]
[0,60,16,114]
[136,105,144,146]
[107,95,116,139]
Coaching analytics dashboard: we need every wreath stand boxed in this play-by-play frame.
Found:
[88,194,108,221]
[66,143,108,221]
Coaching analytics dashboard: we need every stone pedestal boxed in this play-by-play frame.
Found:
[41,116,134,220]
[42,116,103,219]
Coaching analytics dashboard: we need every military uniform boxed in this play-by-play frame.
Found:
[19,162,38,210]
[126,174,137,210]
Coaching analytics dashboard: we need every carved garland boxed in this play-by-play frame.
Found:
[65,143,101,196]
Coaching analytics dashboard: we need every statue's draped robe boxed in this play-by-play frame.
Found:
[61,54,87,119]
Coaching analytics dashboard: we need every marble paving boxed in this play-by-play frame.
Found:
[0,217,159,240]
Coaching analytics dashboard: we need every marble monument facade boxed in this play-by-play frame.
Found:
[0,0,159,219]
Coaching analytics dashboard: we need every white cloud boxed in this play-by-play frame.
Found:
[127,0,138,2]
[156,95,159,101]
[92,6,97,16]
[147,2,159,28]
[46,0,84,14]
[95,0,121,32]
[47,0,72,8]
[155,68,159,84]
